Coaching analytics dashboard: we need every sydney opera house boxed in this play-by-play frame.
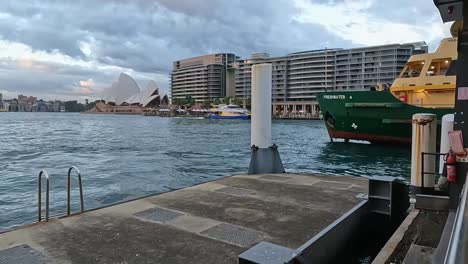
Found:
[87,73,169,114]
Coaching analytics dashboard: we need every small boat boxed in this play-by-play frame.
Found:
[208,104,251,120]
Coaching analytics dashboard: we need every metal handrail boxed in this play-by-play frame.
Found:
[38,170,49,222]
[444,179,467,264]
[67,166,84,215]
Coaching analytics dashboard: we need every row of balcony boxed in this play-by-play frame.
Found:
[335,67,401,72]
[172,75,221,82]
[171,83,222,89]
[287,78,333,84]
[172,73,222,80]
[266,50,412,66]
[171,90,221,95]
[335,58,407,66]
[288,58,335,66]
[335,49,412,57]
[288,64,335,71]
[172,81,222,87]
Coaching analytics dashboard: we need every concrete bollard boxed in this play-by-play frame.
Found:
[411,114,437,194]
[248,64,285,174]
[251,64,272,148]
[439,114,454,173]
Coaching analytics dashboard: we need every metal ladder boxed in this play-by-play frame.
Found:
[37,166,85,222]
[37,170,49,222]
[67,166,84,216]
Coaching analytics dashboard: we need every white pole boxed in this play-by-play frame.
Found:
[251,64,272,148]
[439,114,454,174]
[411,113,437,191]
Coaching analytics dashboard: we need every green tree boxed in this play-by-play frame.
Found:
[185,96,196,107]
[86,101,96,111]
[222,97,232,104]
[172,97,186,106]
[213,98,221,105]
[202,100,211,109]
[64,101,85,112]
[233,98,243,106]
[245,97,252,108]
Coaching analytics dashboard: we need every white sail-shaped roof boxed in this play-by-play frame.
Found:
[101,73,169,107]
[126,80,160,106]
[140,81,161,107]
[161,94,169,105]
[101,73,140,105]
[144,80,159,97]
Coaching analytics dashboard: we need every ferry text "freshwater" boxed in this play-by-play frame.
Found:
[323,95,346,99]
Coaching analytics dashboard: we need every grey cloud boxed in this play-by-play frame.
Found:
[0,60,107,98]
[0,58,168,101]
[0,0,438,99]
[368,0,435,24]
[1,0,350,71]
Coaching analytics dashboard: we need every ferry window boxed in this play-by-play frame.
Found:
[426,58,452,76]
[400,61,425,78]
[446,60,458,76]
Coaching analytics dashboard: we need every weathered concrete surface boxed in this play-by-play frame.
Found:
[372,209,420,264]
[381,209,448,264]
[0,173,367,264]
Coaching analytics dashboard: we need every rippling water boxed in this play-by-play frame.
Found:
[0,113,411,231]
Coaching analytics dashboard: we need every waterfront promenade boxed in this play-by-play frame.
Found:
[0,173,367,263]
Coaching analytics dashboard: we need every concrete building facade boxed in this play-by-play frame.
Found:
[170,53,238,103]
[234,42,428,118]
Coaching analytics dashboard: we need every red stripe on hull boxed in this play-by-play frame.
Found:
[326,125,411,145]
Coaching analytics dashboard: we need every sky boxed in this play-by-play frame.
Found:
[0,0,452,101]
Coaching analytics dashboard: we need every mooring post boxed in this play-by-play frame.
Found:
[410,113,437,195]
[248,64,285,174]
[439,114,454,174]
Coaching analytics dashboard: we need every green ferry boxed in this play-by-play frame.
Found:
[318,36,458,145]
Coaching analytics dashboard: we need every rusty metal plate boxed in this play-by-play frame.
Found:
[134,207,183,223]
[201,223,263,247]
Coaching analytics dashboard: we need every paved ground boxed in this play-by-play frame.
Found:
[0,173,368,264]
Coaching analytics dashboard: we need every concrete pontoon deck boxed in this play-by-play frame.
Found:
[0,173,368,264]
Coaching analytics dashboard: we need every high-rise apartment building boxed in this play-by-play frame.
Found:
[170,53,238,103]
[234,42,428,117]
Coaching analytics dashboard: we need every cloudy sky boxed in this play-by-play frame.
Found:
[0,0,451,101]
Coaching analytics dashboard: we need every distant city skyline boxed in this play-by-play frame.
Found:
[0,91,90,103]
[0,92,87,112]
[0,92,84,102]
[0,0,452,101]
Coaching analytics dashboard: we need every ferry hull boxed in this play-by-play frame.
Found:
[208,114,250,120]
[317,91,453,145]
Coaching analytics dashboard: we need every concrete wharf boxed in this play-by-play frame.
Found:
[0,173,367,264]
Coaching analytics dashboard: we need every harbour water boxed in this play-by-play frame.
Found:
[0,113,411,231]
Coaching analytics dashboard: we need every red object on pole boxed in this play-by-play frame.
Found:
[446,152,457,182]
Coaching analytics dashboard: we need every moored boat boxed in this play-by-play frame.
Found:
[208,104,251,120]
[317,35,458,145]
